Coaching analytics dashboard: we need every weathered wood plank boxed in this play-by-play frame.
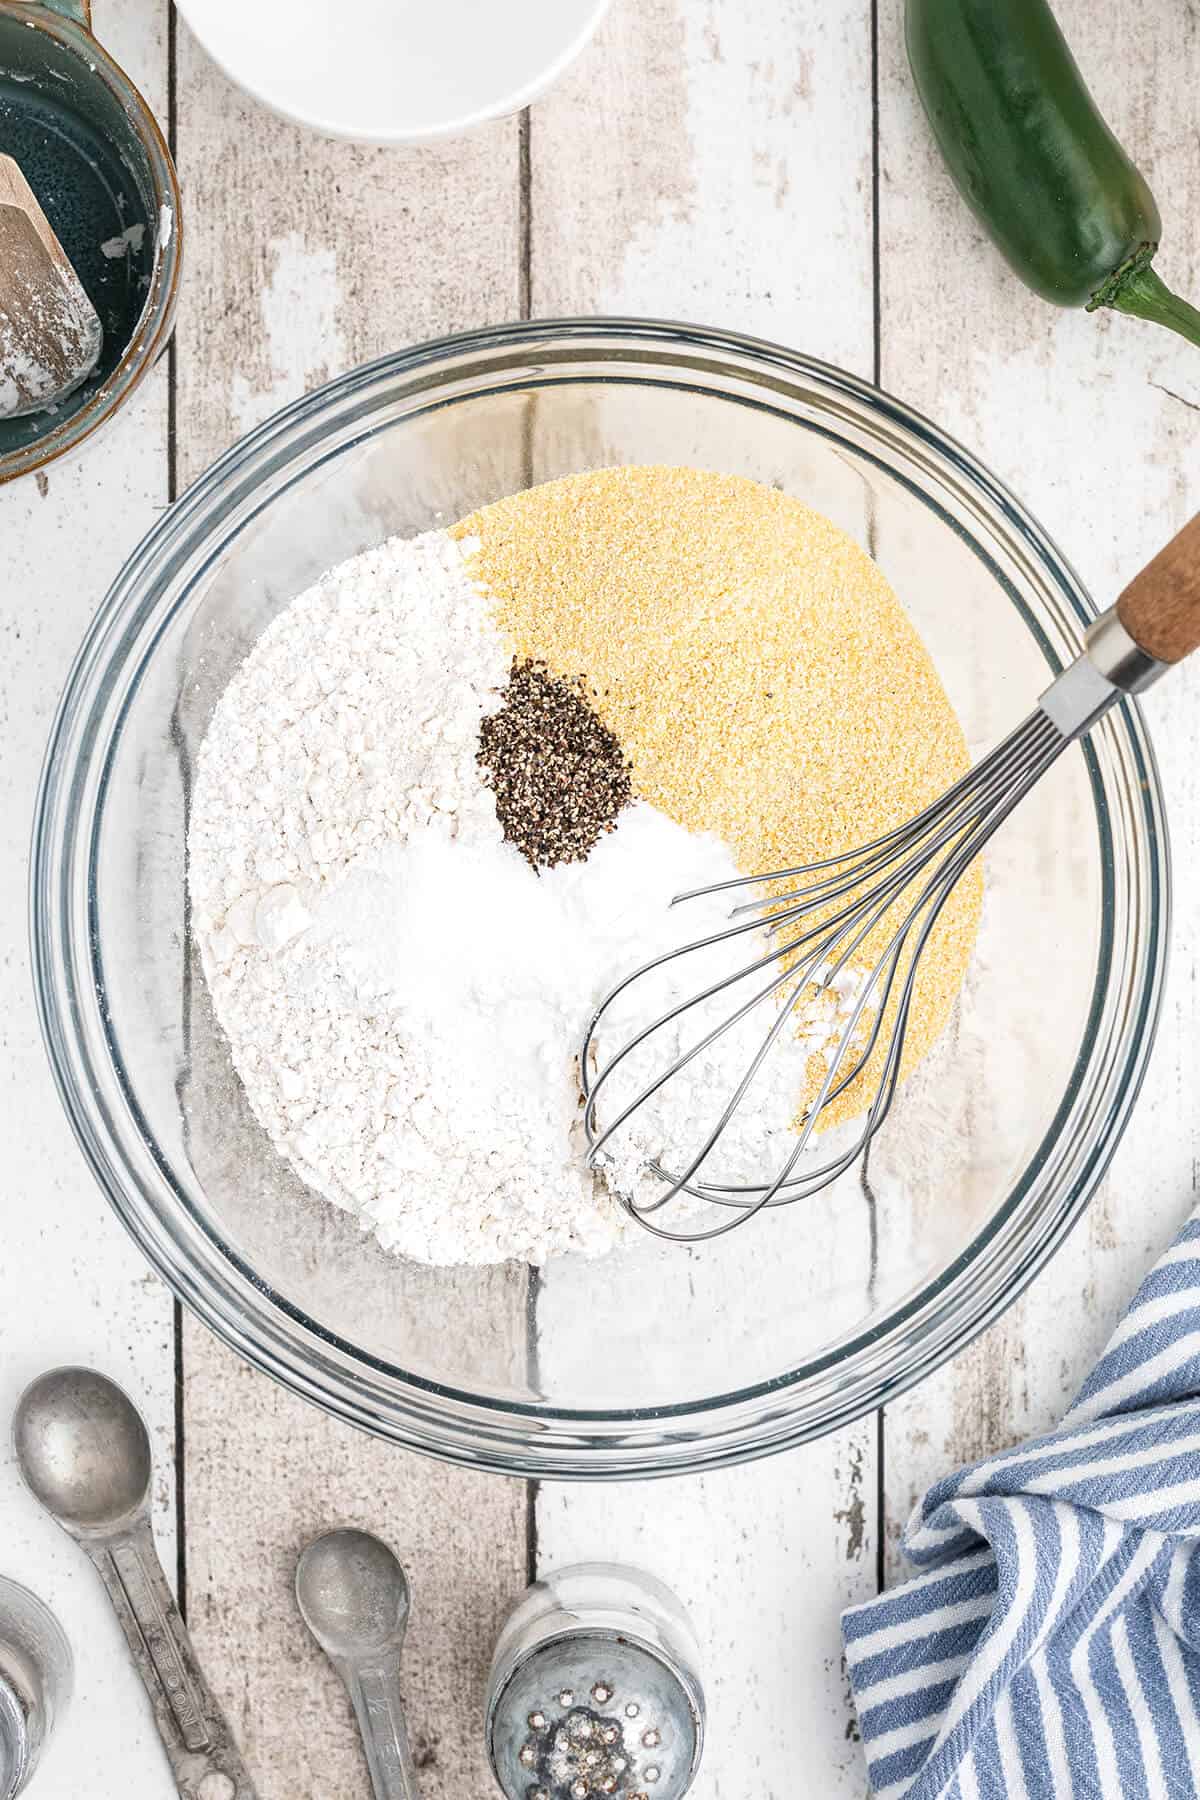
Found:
[530,0,874,352]
[528,5,879,1793]
[172,26,529,1798]
[878,0,1200,1575]
[0,4,177,1794]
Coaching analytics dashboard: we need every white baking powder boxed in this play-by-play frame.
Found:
[189,529,865,1265]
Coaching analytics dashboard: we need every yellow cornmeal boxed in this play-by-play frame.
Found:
[454,466,982,1128]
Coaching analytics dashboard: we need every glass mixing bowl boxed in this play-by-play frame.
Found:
[31,320,1168,1476]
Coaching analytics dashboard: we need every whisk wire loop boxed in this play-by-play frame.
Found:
[582,703,1068,1241]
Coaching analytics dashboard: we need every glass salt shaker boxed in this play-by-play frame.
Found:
[0,1577,72,1799]
[486,1563,704,1800]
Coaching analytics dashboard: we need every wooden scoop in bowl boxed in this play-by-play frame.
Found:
[0,154,103,420]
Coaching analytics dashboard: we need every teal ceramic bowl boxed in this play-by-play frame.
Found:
[0,0,181,483]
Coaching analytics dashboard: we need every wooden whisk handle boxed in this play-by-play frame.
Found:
[1117,512,1200,664]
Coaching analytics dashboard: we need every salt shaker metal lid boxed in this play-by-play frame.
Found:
[486,1563,704,1800]
[0,1577,72,1800]
[0,1679,26,1800]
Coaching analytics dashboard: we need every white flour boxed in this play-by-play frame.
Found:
[190,529,866,1265]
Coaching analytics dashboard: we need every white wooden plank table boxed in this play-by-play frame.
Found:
[1,2,1197,1796]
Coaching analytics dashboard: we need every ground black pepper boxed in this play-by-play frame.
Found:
[478,658,633,870]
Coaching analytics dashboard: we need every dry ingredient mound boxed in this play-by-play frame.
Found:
[479,658,632,869]
[190,468,982,1269]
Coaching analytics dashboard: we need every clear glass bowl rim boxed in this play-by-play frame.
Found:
[30,317,1171,1477]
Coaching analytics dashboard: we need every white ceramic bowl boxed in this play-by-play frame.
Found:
[177,0,613,143]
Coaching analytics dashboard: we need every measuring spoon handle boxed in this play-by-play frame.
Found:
[88,1517,259,1799]
[343,1654,421,1800]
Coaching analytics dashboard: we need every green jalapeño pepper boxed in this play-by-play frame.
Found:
[907,0,1200,349]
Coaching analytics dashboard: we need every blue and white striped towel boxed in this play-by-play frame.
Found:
[843,1211,1200,1798]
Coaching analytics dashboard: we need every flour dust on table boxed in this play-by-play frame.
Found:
[189,467,978,1266]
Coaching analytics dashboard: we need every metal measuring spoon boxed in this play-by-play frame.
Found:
[296,1529,420,1800]
[13,1367,258,1800]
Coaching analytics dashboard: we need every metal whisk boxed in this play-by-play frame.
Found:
[581,515,1200,1242]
